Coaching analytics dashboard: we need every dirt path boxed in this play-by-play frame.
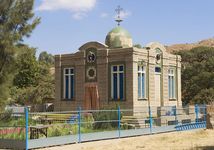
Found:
[39,129,214,150]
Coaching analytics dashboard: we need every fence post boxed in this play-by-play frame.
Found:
[174,105,178,125]
[118,106,121,138]
[78,106,81,143]
[195,104,199,123]
[149,106,153,134]
[25,107,28,150]
[204,104,207,128]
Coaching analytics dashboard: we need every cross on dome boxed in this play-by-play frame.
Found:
[115,5,123,26]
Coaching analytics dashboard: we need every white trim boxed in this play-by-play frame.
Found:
[111,67,113,98]
[68,73,71,99]
[63,68,66,99]
[117,72,120,99]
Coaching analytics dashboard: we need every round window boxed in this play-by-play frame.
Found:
[86,66,96,80]
[88,69,95,77]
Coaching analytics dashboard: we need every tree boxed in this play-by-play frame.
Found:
[176,46,214,105]
[10,73,55,105]
[13,46,40,88]
[0,0,40,107]
[0,0,40,78]
[133,44,142,48]
[38,51,54,66]
[194,88,214,104]
[11,47,55,105]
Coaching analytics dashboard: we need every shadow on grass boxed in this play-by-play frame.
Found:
[194,146,214,150]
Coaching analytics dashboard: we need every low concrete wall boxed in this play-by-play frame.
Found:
[0,139,25,150]
[207,105,214,129]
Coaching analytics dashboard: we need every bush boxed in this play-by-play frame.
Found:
[0,127,25,140]
[48,125,63,137]
[48,124,77,137]
[0,109,12,121]
[81,113,94,129]
[92,108,122,130]
[121,123,135,130]
[50,127,61,137]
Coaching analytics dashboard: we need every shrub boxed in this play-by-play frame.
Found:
[121,123,135,130]
[0,110,12,121]
[81,113,94,129]
[48,124,76,137]
[51,127,61,136]
[48,126,63,137]
[0,127,25,140]
[92,108,122,130]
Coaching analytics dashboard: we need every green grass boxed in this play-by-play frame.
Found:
[0,114,36,140]
[0,127,25,140]
[0,111,122,140]
[0,117,36,127]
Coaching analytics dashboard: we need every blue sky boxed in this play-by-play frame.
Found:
[25,0,214,55]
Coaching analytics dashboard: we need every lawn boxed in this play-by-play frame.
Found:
[0,109,122,140]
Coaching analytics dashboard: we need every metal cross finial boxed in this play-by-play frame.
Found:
[115,5,123,26]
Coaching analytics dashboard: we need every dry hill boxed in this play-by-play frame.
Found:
[166,38,214,53]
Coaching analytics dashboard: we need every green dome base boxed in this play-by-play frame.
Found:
[105,26,133,48]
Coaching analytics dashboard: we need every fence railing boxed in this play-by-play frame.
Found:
[0,105,207,150]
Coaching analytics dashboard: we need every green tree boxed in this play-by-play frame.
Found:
[38,51,54,66]
[194,88,214,104]
[0,0,40,107]
[11,47,55,105]
[176,46,214,105]
[13,46,40,88]
[0,0,40,79]
[10,73,55,105]
[133,44,142,48]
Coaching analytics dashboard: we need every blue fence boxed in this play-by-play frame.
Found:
[0,105,207,150]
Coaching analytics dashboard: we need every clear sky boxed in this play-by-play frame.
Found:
[25,0,214,56]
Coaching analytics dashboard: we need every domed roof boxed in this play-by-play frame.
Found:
[105,26,133,48]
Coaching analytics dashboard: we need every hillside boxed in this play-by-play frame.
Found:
[166,38,214,53]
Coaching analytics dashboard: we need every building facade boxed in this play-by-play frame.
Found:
[54,26,182,112]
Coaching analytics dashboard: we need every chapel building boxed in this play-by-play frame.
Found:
[54,24,182,112]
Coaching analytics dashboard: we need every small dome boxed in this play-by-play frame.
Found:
[105,26,133,48]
